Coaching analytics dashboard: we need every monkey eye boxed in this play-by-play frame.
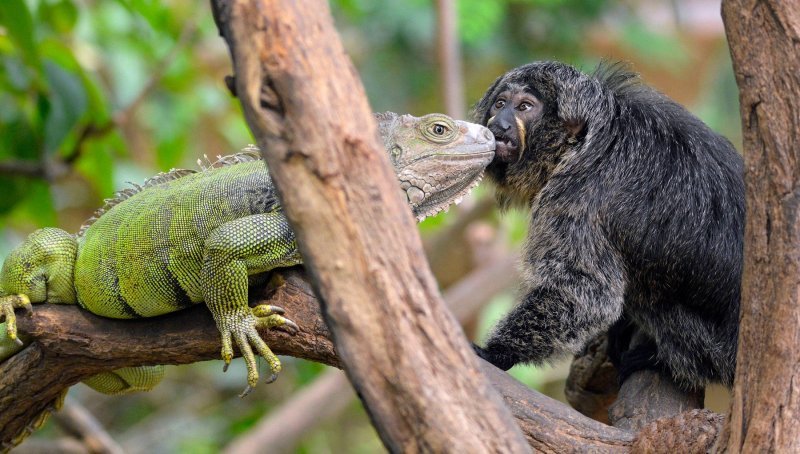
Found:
[518,102,532,111]
[494,99,506,109]
[432,123,448,135]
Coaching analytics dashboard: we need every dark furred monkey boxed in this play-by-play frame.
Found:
[472,61,744,390]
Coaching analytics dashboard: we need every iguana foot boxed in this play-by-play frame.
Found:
[216,305,298,397]
[0,294,32,346]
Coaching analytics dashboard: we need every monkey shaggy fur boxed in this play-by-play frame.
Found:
[472,61,744,390]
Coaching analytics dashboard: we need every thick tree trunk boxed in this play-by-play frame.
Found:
[209,0,530,451]
[720,0,800,451]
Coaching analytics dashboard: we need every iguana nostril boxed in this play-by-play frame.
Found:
[407,186,425,203]
[483,129,493,141]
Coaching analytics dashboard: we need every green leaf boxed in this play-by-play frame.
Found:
[1,55,32,91]
[0,115,40,160]
[457,0,504,46]
[8,180,57,227]
[38,0,79,34]
[43,59,88,154]
[0,0,40,68]
[75,133,119,197]
[39,38,111,123]
[0,179,26,216]
[619,22,689,69]
[156,130,187,170]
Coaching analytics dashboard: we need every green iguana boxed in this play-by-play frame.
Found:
[0,112,494,404]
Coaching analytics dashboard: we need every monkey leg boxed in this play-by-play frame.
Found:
[606,315,671,385]
[614,333,668,385]
[636,306,733,390]
[606,314,636,368]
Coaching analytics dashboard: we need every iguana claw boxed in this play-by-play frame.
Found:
[264,305,285,315]
[0,294,32,345]
[216,304,298,396]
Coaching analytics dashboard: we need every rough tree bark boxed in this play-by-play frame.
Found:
[719,0,800,451]
[209,0,530,451]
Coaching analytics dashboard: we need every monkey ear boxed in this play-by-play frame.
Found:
[565,118,585,142]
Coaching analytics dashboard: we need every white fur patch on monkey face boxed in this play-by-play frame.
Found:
[486,87,543,163]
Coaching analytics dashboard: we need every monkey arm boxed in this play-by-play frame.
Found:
[476,220,626,371]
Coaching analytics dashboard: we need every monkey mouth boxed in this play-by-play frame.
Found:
[494,135,519,162]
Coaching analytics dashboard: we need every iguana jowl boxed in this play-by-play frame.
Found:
[0,112,494,398]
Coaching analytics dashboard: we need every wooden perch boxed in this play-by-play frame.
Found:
[1,268,640,451]
[566,333,705,431]
[0,269,332,448]
[2,267,729,452]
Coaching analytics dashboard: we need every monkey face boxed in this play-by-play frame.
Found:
[486,87,544,164]
[475,63,584,207]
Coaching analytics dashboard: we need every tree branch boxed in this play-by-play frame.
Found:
[566,333,705,430]
[0,269,332,448]
[720,0,800,451]
[1,269,641,451]
[53,397,124,454]
[210,0,530,451]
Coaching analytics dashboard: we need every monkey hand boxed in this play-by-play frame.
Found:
[472,343,517,371]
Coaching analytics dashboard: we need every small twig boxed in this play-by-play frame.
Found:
[224,369,353,454]
[0,160,48,179]
[61,122,117,166]
[435,0,465,118]
[10,437,87,454]
[54,397,124,454]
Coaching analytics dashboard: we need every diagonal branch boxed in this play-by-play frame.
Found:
[210,0,530,451]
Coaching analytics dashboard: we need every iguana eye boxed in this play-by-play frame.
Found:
[419,115,456,143]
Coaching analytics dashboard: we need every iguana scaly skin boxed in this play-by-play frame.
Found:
[0,112,493,400]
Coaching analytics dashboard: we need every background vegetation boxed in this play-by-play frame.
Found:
[0,0,739,451]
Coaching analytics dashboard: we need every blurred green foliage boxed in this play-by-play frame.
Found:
[0,0,741,451]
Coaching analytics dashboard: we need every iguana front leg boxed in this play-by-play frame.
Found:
[0,228,77,357]
[202,213,302,396]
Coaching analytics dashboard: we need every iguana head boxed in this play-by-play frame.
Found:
[376,112,495,221]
